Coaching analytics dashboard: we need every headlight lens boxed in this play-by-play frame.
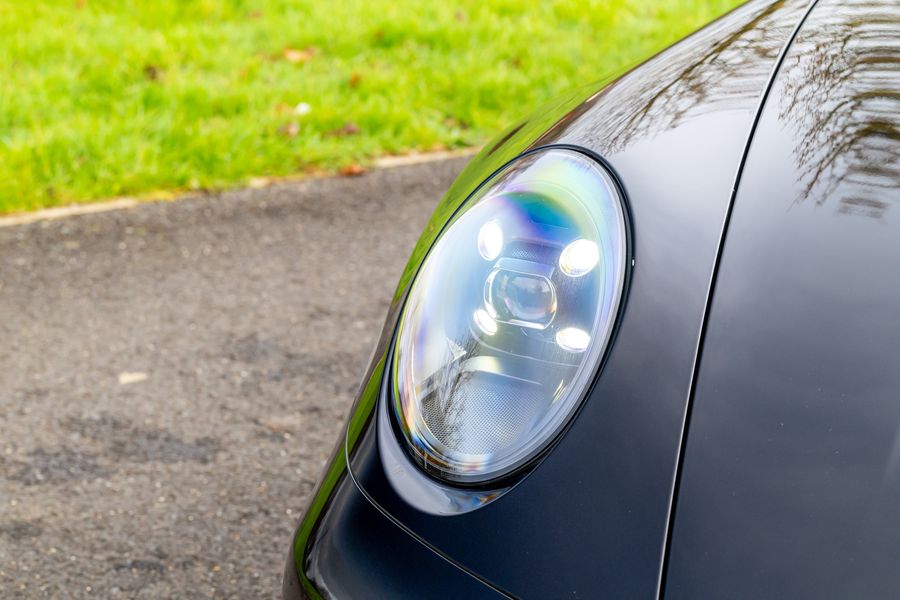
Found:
[391,147,628,484]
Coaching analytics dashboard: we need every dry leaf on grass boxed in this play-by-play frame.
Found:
[143,64,161,81]
[278,122,300,138]
[282,46,317,64]
[326,122,360,137]
[339,164,366,176]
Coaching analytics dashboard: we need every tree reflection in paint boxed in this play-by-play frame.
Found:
[543,0,808,153]
[778,0,900,218]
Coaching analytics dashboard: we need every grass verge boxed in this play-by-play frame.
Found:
[0,0,741,213]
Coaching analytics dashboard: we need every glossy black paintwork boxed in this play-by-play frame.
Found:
[334,1,810,597]
[664,0,900,597]
[284,464,503,600]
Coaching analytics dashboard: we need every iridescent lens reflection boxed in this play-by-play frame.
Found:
[392,148,628,483]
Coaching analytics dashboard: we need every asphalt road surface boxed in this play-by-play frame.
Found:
[0,157,468,598]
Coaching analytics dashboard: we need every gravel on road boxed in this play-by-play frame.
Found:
[0,157,468,598]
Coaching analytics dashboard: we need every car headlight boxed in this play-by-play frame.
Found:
[391,147,629,484]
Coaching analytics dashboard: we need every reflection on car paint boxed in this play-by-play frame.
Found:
[665,0,900,597]
[777,0,900,217]
[544,0,808,153]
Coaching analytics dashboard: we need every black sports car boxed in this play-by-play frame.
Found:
[284,0,900,597]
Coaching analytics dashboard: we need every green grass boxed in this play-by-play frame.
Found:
[0,0,741,214]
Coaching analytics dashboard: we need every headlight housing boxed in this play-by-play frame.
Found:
[391,147,629,484]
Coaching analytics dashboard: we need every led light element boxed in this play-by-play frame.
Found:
[477,220,504,261]
[391,148,628,484]
[486,268,557,329]
[559,239,600,277]
[473,308,498,335]
[556,327,591,353]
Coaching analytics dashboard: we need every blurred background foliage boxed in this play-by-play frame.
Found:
[0,0,740,213]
